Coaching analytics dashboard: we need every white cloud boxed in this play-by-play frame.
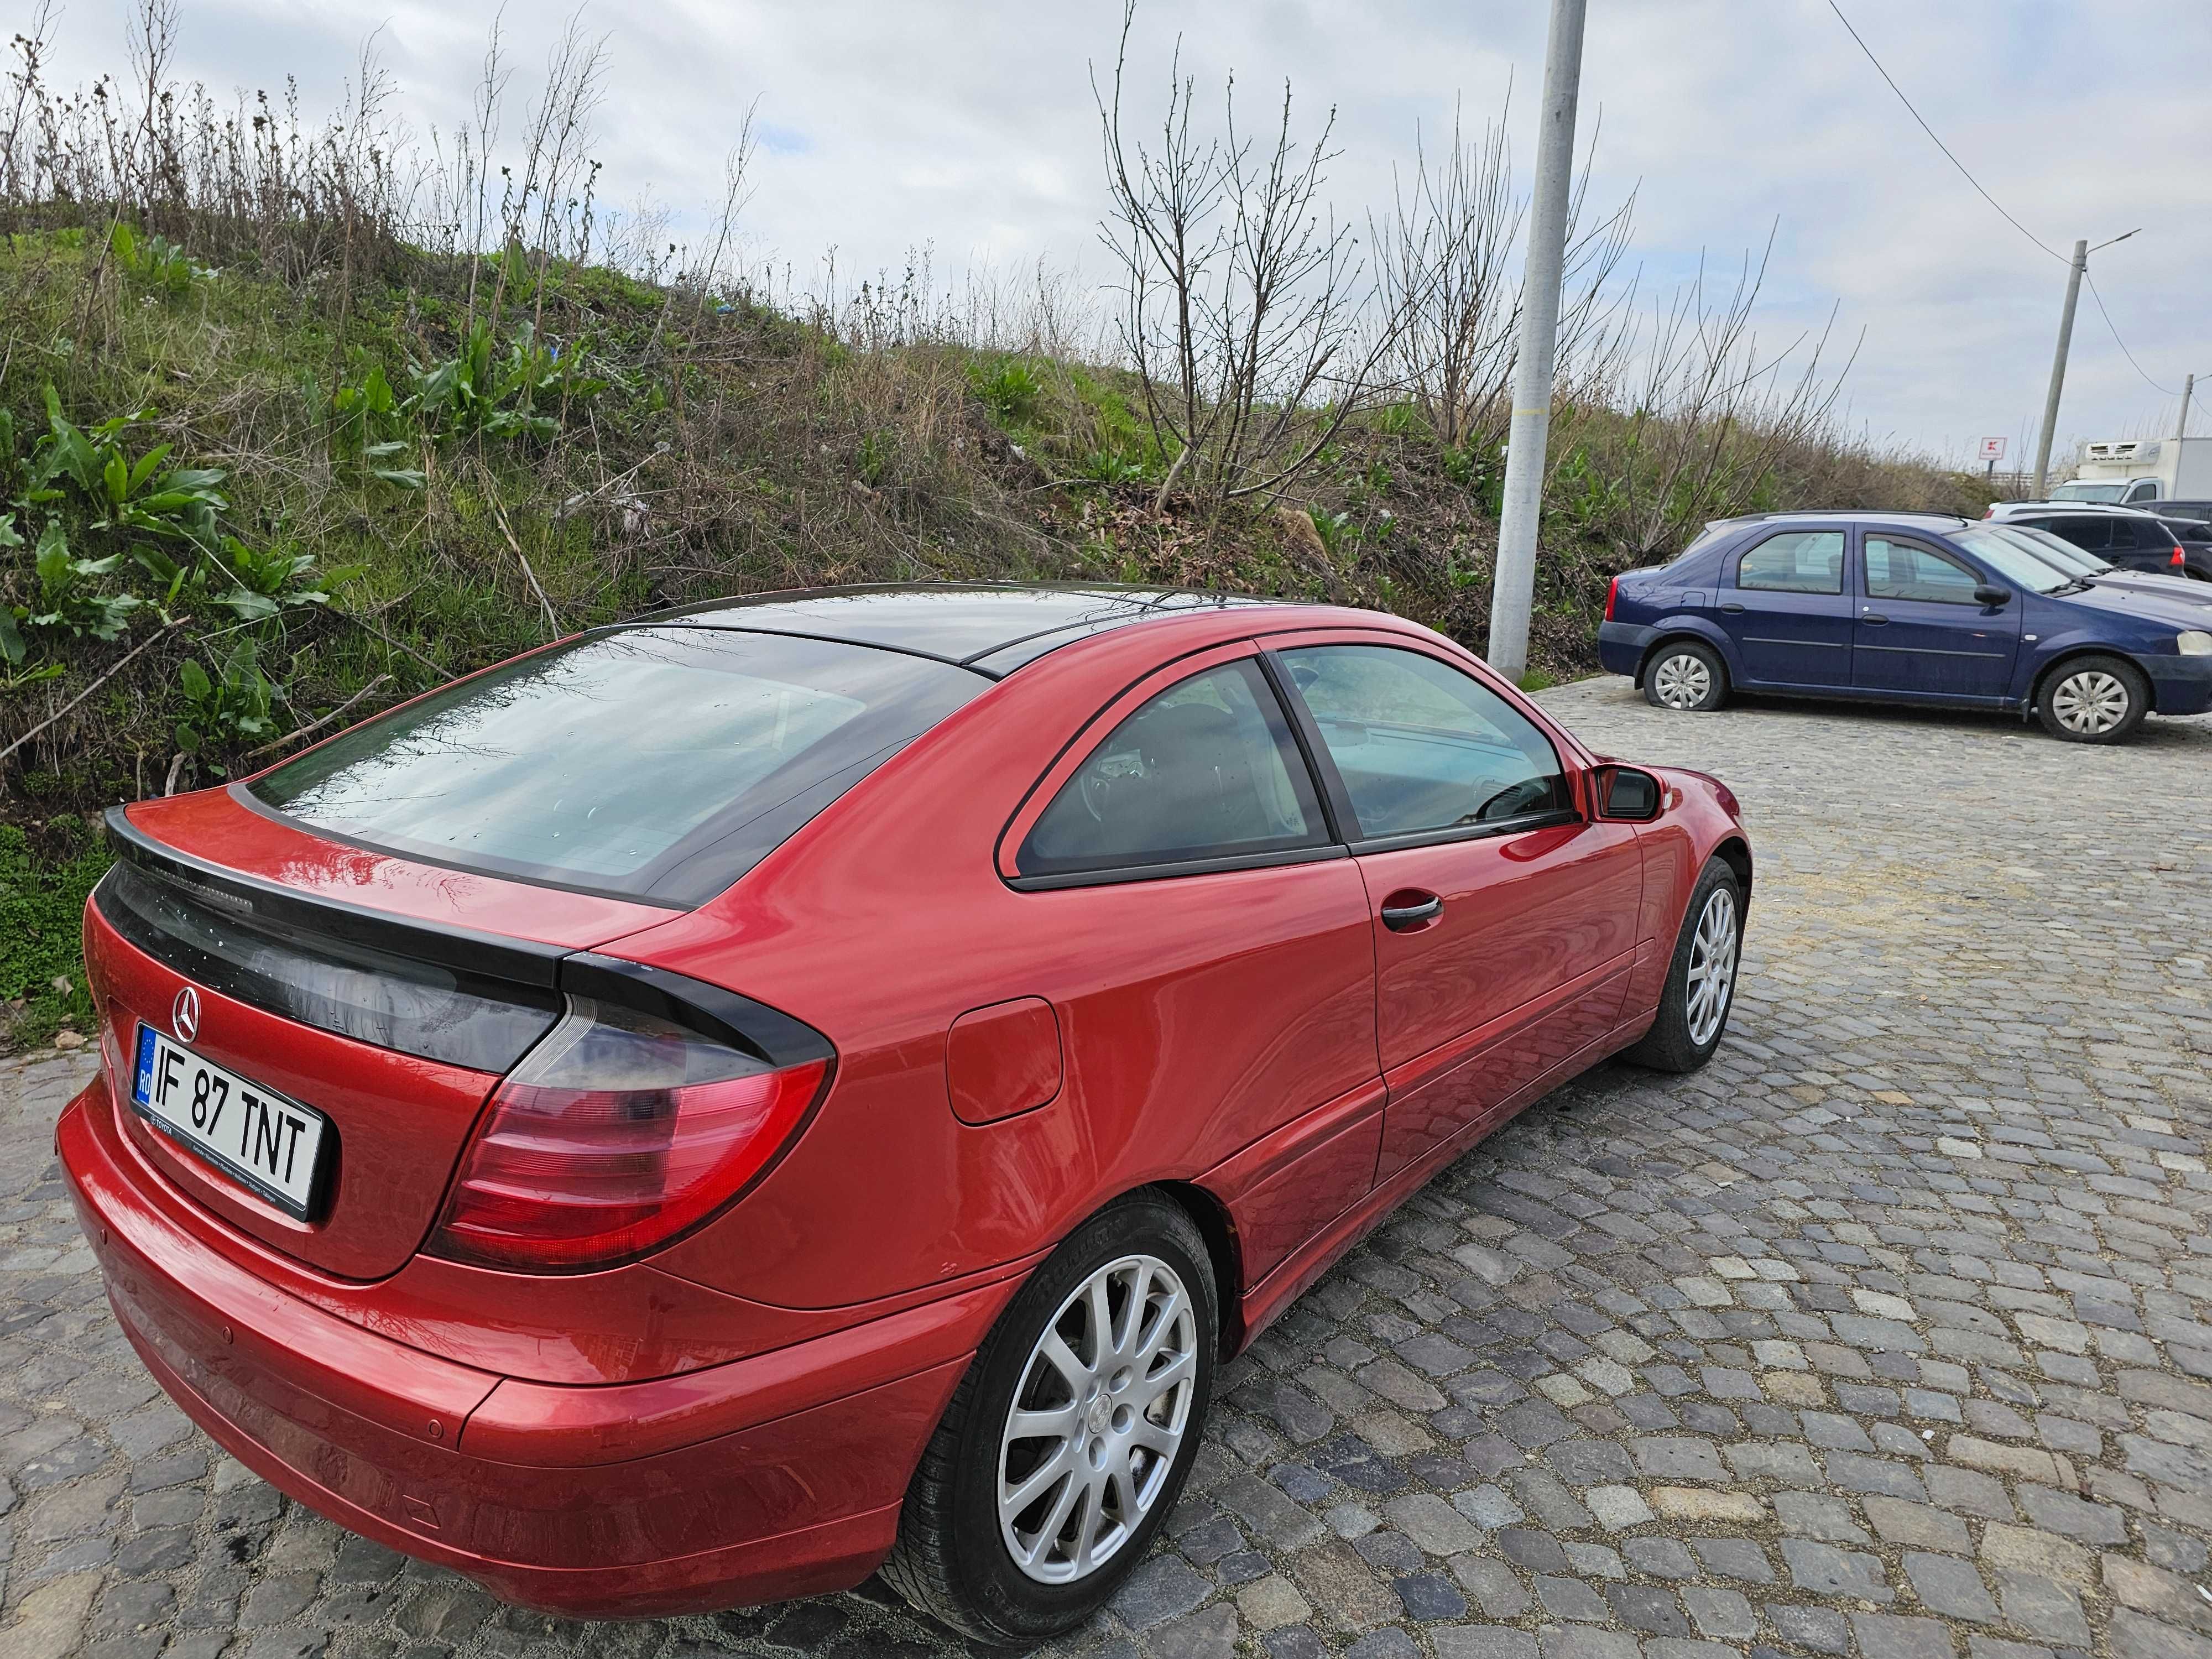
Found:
[31,0,2212,462]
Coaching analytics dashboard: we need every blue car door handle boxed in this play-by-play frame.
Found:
[1719,602,1745,613]
[1861,612,1889,625]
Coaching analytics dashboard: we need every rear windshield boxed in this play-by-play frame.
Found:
[2049,482,2128,503]
[251,628,985,905]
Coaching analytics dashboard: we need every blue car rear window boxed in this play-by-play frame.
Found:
[250,628,986,905]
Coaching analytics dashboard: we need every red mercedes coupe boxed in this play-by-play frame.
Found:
[58,586,1750,1644]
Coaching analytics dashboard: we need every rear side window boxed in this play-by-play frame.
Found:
[1016,660,1326,879]
[252,628,985,905]
[1735,530,1844,594]
[2049,517,2115,551]
[1864,538,1983,604]
[1279,644,1569,839]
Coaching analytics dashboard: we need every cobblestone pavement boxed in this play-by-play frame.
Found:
[6,681,2212,1659]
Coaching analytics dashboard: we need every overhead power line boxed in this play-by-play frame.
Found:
[1824,1,2064,265]
[1827,0,2192,434]
[2083,272,2179,397]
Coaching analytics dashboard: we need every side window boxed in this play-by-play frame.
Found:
[1016,659,1326,879]
[1735,530,1844,594]
[2137,519,2183,547]
[1864,538,1984,604]
[1278,644,1569,841]
[2127,483,2159,502]
[2050,517,2113,551]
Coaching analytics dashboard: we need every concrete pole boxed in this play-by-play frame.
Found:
[2177,372,2196,444]
[2031,239,2088,499]
[1485,0,1588,681]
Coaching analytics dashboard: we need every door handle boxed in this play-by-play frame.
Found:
[1719,602,1745,613]
[1861,612,1889,625]
[1380,894,1443,931]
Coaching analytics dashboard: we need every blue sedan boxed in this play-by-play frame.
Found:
[1598,510,2212,743]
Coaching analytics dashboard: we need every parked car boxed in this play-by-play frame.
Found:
[1600,511,2212,742]
[1982,502,2212,582]
[1983,520,2212,611]
[60,585,1751,1643]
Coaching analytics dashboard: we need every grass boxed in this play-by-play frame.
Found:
[0,817,108,1046]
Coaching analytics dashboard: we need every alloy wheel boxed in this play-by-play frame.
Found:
[1685,887,1738,1047]
[1652,653,1711,709]
[998,1254,1197,1584]
[2051,670,2128,735]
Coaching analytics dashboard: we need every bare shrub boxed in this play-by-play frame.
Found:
[1558,231,1861,558]
[1370,98,1634,467]
[1094,2,1399,521]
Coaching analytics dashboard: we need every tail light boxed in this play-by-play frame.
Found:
[1605,576,1620,621]
[429,997,829,1271]
[1983,505,1996,518]
[2174,547,2188,567]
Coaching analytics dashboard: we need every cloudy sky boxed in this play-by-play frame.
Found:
[37,0,2212,466]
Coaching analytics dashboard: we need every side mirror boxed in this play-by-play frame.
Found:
[1597,764,1662,822]
[1974,583,2010,607]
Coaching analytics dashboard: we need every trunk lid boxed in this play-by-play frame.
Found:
[86,789,677,1280]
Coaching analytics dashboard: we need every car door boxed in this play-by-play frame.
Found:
[1718,528,1853,687]
[1269,634,1644,1182]
[995,644,1384,1284]
[1853,532,2022,701]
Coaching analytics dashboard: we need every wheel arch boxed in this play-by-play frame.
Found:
[2028,644,2153,712]
[1712,834,1753,917]
[1145,1180,1246,1359]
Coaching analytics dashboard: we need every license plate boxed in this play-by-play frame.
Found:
[131,1025,329,1219]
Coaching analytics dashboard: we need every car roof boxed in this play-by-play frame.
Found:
[1706,510,1971,533]
[1992,501,2169,519]
[641,582,1295,677]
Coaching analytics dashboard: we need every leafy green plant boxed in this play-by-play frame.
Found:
[1080,451,1147,485]
[109,222,212,297]
[28,521,139,640]
[28,387,227,544]
[857,430,894,488]
[175,638,276,761]
[1308,509,1358,560]
[969,357,1045,427]
[411,319,603,444]
[326,362,426,489]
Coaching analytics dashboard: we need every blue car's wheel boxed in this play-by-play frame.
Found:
[1643,641,1728,712]
[2037,654,2148,744]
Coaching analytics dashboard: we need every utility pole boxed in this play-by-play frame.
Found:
[2178,372,2197,444]
[1486,0,1588,681]
[2029,230,2140,498]
[2031,239,2087,500]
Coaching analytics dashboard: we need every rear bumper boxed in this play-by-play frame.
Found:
[1597,620,1655,679]
[2145,652,2212,716]
[58,1077,999,1618]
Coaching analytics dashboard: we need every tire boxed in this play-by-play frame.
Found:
[1623,857,1743,1073]
[2036,653,2150,744]
[882,1192,1218,1645]
[1642,640,1728,711]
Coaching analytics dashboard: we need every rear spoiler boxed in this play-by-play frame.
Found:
[102,807,831,1068]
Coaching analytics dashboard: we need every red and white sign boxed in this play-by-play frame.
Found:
[1978,436,2008,461]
